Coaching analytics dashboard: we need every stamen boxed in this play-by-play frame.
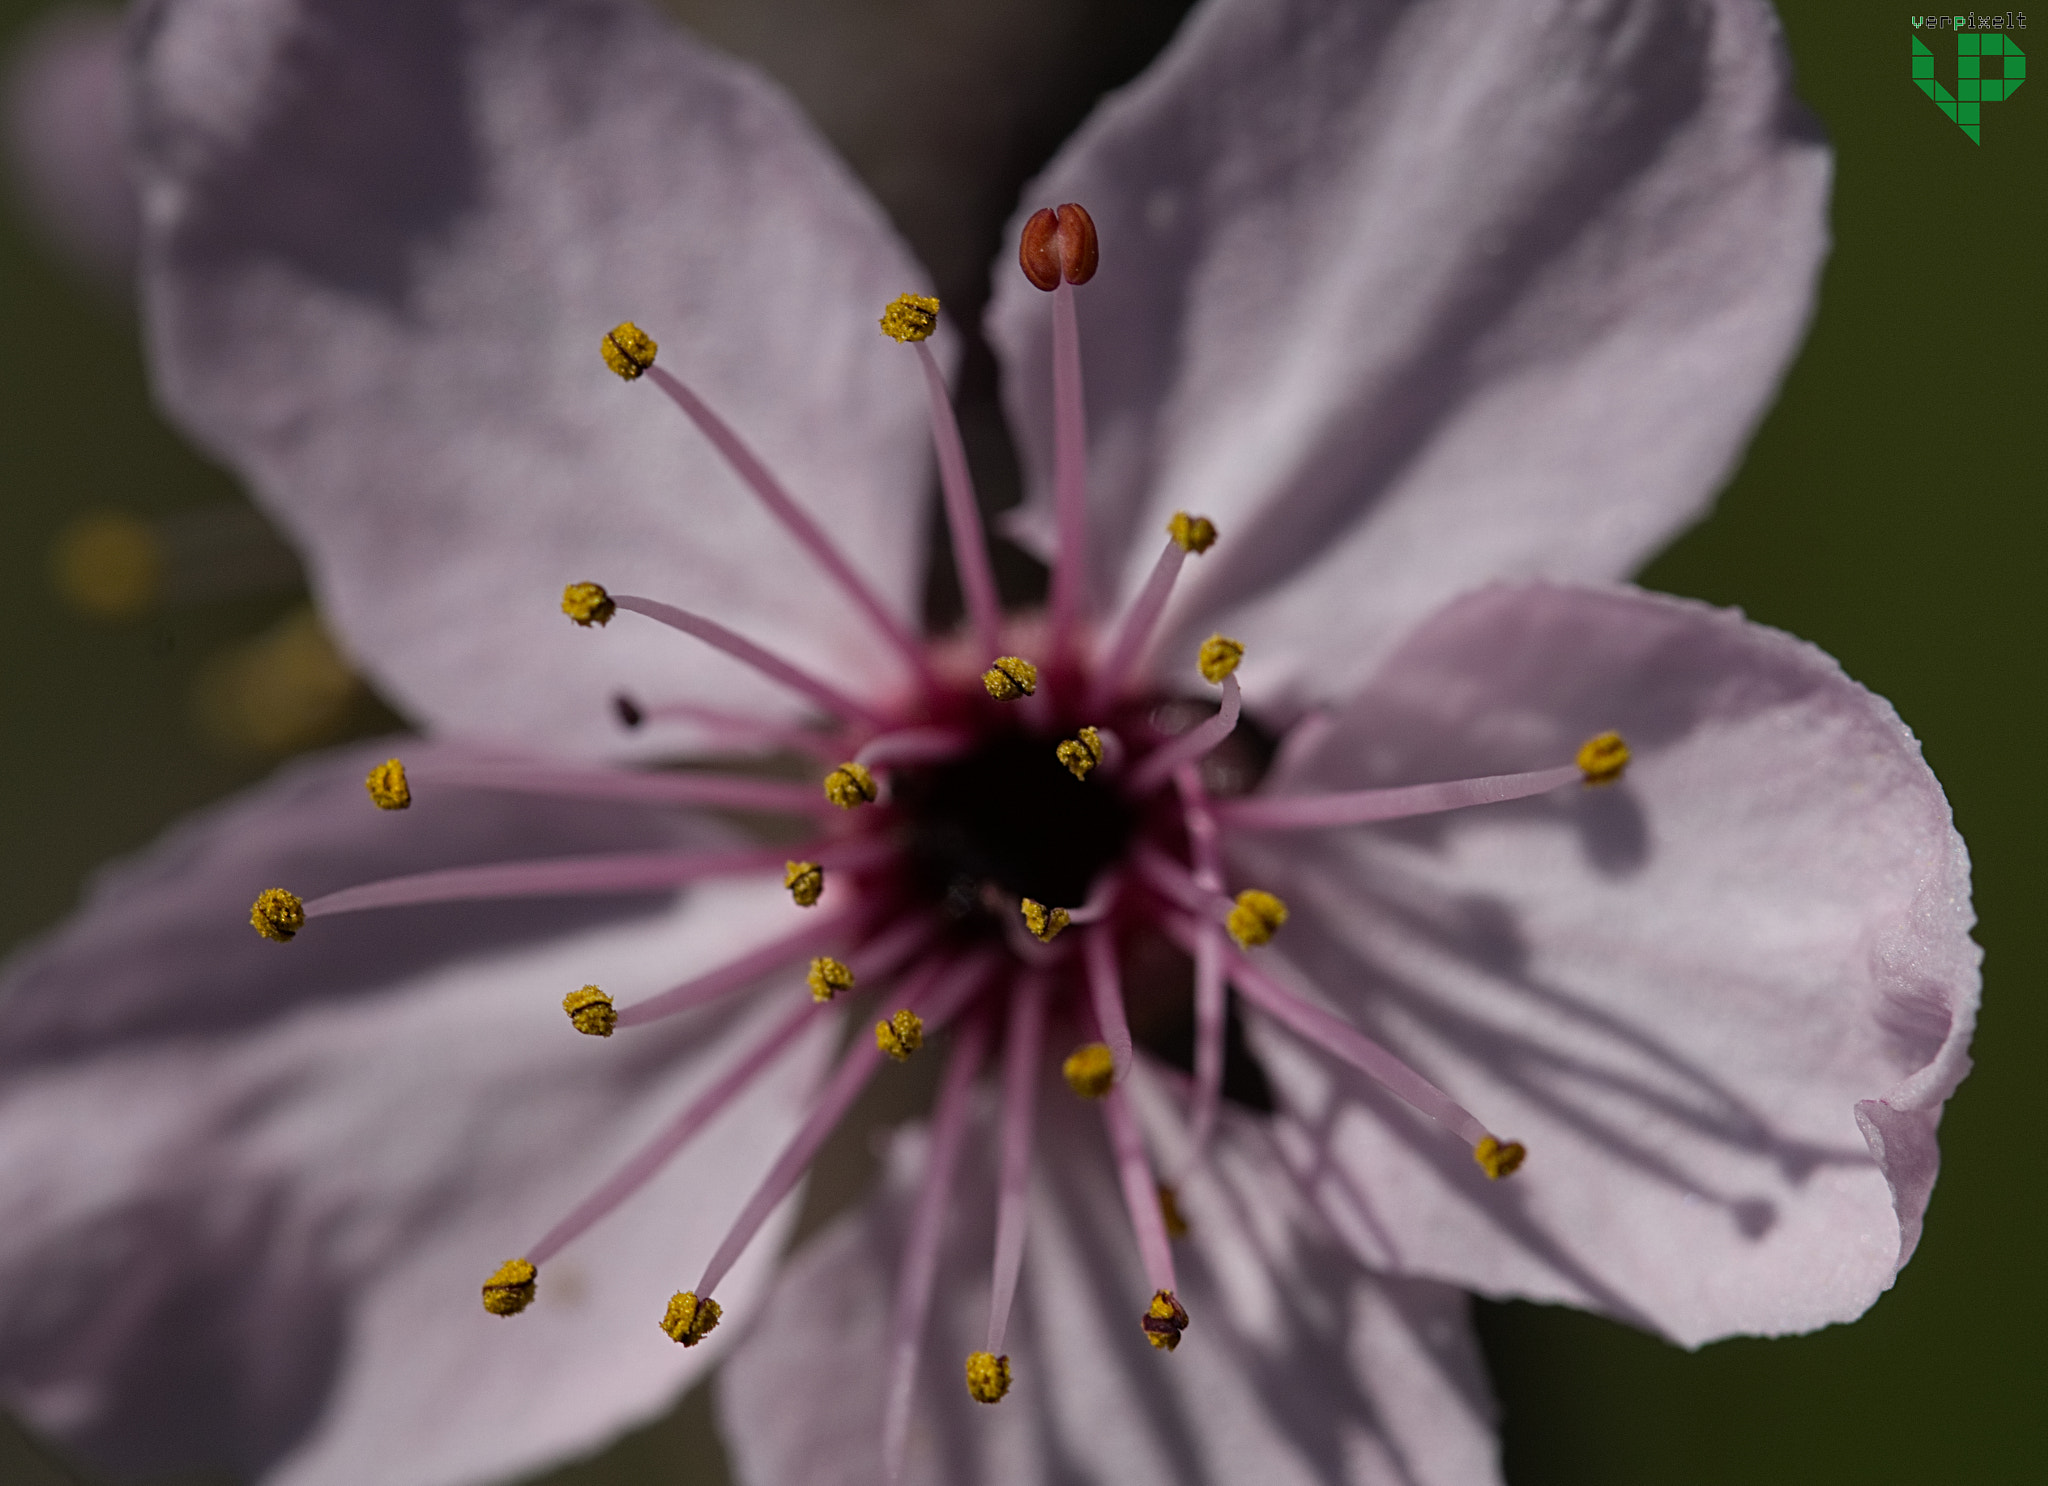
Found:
[610,593,891,730]
[1020,204,1099,654]
[480,1257,537,1316]
[807,955,855,1003]
[1083,925,1133,1082]
[1173,769,1228,1167]
[1212,762,1584,831]
[407,757,831,816]
[908,337,1003,660]
[1020,898,1070,943]
[783,860,824,907]
[561,581,616,627]
[562,984,616,1037]
[1474,1135,1528,1180]
[1578,731,1630,785]
[1056,726,1104,780]
[621,696,843,756]
[659,1290,722,1346]
[528,997,825,1264]
[690,953,995,1301]
[981,655,1039,701]
[364,757,410,810]
[986,974,1047,1355]
[1141,1289,1189,1352]
[1063,1042,1115,1100]
[640,363,932,682]
[853,726,971,769]
[1196,633,1244,684]
[249,887,304,942]
[875,1008,924,1061]
[1101,1080,1180,1323]
[1157,1184,1190,1239]
[1225,889,1289,948]
[600,321,658,380]
[1126,672,1241,794]
[1017,203,1100,291]
[877,293,939,343]
[614,900,871,1028]
[964,1351,1011,1404]
[1087,515,1218,711]
[823,761,879,809]
[882,1016,992,1480]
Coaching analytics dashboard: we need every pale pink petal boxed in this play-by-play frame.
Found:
[133,0,940,757]
[987,0,1829,714]
[0,741,836,1485]
[3,5,137,289]
[720,1083,1500,1486]
[1227,583,1977,1345]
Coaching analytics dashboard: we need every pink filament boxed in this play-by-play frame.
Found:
[613,594,890,730]
[881,1013,992,1484]
[1101,1080,1177,1296]
[527,998,823,1264]
[646,365,931,683]
[1168,917,1490,1148]
[986,974,1047,1354]
[854,726,971,769]
[913,341,1003,661]
[1174,767,1227,1165]
[1088,535,1188,712]
[1214,763,1582,830]
[629,698,844,755]
[302,843,794,919]
[1129,841,1234,923]
[613,903,863,1029]
[1047,278,1090,656]
[1083,923,1133,1082]
[413,759,828,815]
[1126,673,1242,794]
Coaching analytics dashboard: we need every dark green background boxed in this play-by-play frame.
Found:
[1,2,2039,1482]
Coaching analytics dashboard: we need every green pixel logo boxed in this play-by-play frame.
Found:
[1912,31,2027,141]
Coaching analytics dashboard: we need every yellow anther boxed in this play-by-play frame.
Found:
[784,859,824,907]
[807,955,855,1004]
[601,321,658,380]
[964,1350,1011,1404]
[1197,633,1244,684]
[1474,1136,1527,1180]
[1020,898,1071,943]
[660,1290,722,1346]
[981,655,1039,700]
[1055,726,1104,780]
[1141,1289,1189,1351]
[1167,511,1218,554]
[879,292,940,343]
[562,582,615,627]
[1225,889,1288,948]
[249,887,305,943]
[1063,1041,1115,1099]
[563,984,617,1037]
[52,512,160,619]
[823,761,878,809]
[876,1009,925,1061]
[364,757,411,810]
[481,1258,537,1316]
[1157,1183,1190,1239]
[1577,731,1630,785]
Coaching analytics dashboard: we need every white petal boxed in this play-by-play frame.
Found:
[987,0,1828,712]
[134,0,939,756]
[1228,583,1978,1345]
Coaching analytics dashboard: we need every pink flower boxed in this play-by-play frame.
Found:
[0,2,1978,1485]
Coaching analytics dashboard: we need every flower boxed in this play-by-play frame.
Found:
[0,3,1980,1486]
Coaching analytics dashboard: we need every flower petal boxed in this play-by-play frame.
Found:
[3,5,138,288]
[133,0,938,756]
[0,741,836,1485]
[1228,583,1978,1345]
[720,1081,1500,1486]
[987,0,1828,711]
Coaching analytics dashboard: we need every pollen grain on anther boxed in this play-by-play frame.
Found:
[365,757,411,810]
[563,984,617,1037]
[784,859,824,907]
[481,1257,538,1316]
[600,321,658,380]
[561,581,615,627]
[1578,731,1630,785]
[807,955,854,1003]
[249,887,304,942]
[981,655,1039,701]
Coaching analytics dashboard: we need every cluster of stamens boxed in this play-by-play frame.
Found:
[241,202,1632,1475]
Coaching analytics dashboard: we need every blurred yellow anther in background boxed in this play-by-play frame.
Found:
[875,1009,924,1061]
[964,1351,1011,1403]
[784,860,824,907]
[563,984,616,1037]
[660,1290,721,1345]
[481,1258,537,1316]
[1021,899,1070,942]
[601,321,658,380]
[1157,1183,1190,1238]
[1063,1042,1115,1099]
[52,512,160,619]
[1577,732,1630,785]
[1226,889,1288,948]
[1167,511,1217,554]
[1056,726,1104,780]
[1474,1136,1527,1180]
[823,761,878,808]
[807,955,854,1003]
[981,655,1038,700]
[365,757,410,810]
[250,887,304,943]
[562,582,615,627]
[879,293,940,342]
[1197,634,1244,684]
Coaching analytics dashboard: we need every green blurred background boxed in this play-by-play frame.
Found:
[0,1,2039,1481]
